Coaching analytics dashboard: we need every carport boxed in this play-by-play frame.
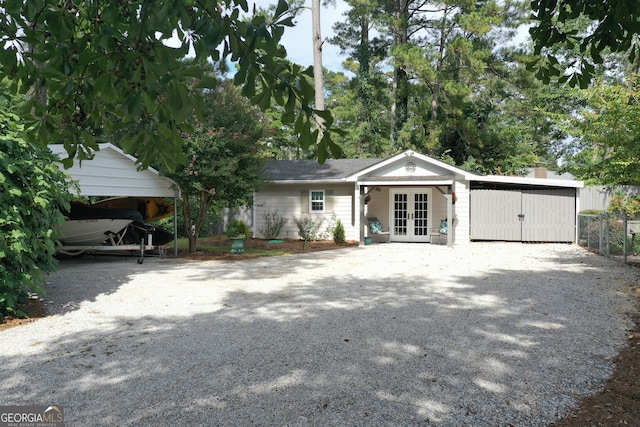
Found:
[50,143,180,257]
[470,175,583,243]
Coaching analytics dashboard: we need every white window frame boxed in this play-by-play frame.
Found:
[310,190,325,213]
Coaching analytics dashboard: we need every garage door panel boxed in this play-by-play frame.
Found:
[522,189,576,242]
[470,190,522,240]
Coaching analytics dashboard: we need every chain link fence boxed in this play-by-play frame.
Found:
[578,213,640,263]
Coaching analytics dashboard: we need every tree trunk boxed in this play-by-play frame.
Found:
[390,0,409,149]
[183,191,213,253]
[431,9,449,126]
[182,197,197,253]
[357,13,371,156]
[312,0,325,133]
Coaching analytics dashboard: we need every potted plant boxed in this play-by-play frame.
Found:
[226,220,250,254]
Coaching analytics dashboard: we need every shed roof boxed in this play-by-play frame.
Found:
[50,143,179,198]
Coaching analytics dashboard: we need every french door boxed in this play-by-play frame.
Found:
[390,188,432,242]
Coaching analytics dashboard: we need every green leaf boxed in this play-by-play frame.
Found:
[252,89,271,111]
[178,66,204,79]
[314,109,333,128]
[298,127,313,150]
[0,48,18,71]
[195,76,218,89]
[274,0,288,18]
[124,92,142,116]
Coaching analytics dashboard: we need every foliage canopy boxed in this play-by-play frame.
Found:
[562,76,640,186]
[529,0,640,87]
[0,0,341,169]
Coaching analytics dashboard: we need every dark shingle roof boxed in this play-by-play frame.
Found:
[264,159,383,181]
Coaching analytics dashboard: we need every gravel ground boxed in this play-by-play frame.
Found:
[0,243,637,426]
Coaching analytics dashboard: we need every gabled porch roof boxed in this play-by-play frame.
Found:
[346,150,476,182]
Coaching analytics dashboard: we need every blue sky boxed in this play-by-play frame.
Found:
[273,0,350,72]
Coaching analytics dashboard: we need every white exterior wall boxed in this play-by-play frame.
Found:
[50,144,178,198]
[430,188,448,229]
[453,180,471,244]
[254,183,359,241]
[364,187,390,231]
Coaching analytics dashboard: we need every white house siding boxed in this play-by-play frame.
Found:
[453,180,471,244]
[50,144,177,198]
[430,188,448,230]
[254,183,359,241]
[364,187,390,230]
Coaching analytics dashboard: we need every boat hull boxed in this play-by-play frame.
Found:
[91,197,174,222]
[59,219,133,246]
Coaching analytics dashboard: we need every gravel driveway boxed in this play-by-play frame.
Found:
[0,243,637,426]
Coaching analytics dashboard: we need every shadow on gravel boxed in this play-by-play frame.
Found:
[2,245,633,426]
[44,256,174,315]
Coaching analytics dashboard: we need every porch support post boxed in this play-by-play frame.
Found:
[173,199,179,257]
[359,184,366,246]
[445,194,453,247]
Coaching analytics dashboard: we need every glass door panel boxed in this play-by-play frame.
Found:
[393,193,408,236]
[390,189,432,242]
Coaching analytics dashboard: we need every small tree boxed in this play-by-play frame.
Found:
[608,191,640,218]
[166,79,270,253]
[225,220,250,238]
[333,219,346,244]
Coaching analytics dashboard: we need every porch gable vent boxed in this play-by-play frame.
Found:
[404,162,416,174]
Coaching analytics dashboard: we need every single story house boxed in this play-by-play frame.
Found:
[253,150,584,246]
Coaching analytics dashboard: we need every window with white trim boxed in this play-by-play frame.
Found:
[310,190,325,212]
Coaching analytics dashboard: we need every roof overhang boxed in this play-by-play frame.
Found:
[266,179,350,185]
[471,175,584,188]
[357,175,455,186]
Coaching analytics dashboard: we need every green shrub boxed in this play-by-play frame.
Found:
[320,213,337,240]
[581,219,626,254]
[1,133,72,321]
[580,209,603,215]
[293,215,325,241]
[258,210,288,239]
[607,221,626,254]
[225,219,250,238]
[623,196,640,218]
[333,219,346,244]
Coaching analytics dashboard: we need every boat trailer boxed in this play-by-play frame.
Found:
[57,222,169,264]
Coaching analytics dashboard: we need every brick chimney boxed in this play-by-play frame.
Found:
[534,166,548,179]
